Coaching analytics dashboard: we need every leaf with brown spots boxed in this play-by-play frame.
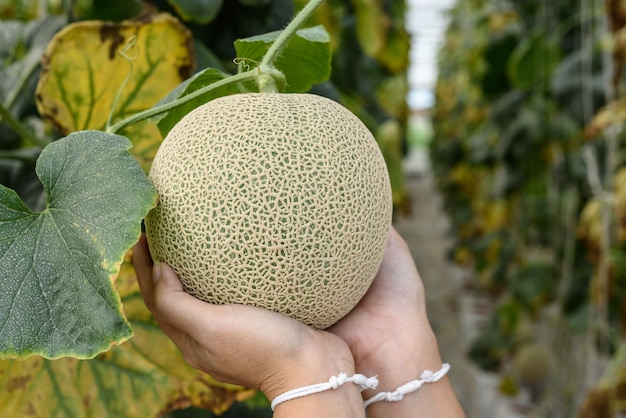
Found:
[0,255,253,417]
[35,12,194,171]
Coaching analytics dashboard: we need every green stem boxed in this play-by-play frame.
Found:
[106,71,257,134]
[0,149,39,165]
[256,72,279,94]
[259,0,324,70]
[0,103,50,148]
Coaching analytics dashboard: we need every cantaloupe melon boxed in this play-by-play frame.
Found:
[145,93,392,329]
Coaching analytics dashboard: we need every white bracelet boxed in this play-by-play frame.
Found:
[363,363,451,407]
[270,372,379,411]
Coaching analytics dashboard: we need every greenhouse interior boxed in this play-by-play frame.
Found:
[0,0,624,417]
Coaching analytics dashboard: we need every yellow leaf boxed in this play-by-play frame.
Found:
[498,374,519,397]
[375,75,409,120]
[584,97,626,140]
[375,25,410,73]
[35,12,194,171]
[615,168,626,242]
[577,198,604,257]
[351,0,388,58]
[349,0,409,71]
[0,254,253,417]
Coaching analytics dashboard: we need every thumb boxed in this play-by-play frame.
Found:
[140,261,184,313]
[151,263,219,335]
[152,262,184,291]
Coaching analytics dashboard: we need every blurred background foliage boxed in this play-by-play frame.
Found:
[431,0,626,415]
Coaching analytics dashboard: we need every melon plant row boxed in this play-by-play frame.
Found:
[431,0,626,416]
[0,0,409,417]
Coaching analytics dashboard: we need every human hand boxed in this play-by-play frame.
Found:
[132,235,365,417]
[329,226,436,372]
[329,227,465,416]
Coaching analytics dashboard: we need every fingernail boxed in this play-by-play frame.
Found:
[152,262,162,283]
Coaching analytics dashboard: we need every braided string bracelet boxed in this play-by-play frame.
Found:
[270,363,451,410]
[363,363,451,407]
[270,373,379,411]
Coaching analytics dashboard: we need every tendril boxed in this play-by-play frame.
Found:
[233,57,259,73]
[106,35,139,132]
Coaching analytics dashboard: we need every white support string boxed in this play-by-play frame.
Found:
[363,363,451,407]
[270,373,379,411]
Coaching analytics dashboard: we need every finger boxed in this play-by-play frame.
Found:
[131,239,226,374]
[133,260,208,359]
[382,227,417,273]
[132,234,155,308]
[386,225,410,253]
[151,264,304,354]
[150,262,220,336]
[148,265,258,372]
[139,260,229,343]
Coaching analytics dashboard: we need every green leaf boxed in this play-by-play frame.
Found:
[0,261,253,417]
[1,17,65,112]
[152,21,331,139]
[167,0,223,24]
[0,20,24,59]
[154,67,243,137]
[88,0,143,21]
[234,25,331,93]
[0,130,157,360]
[507,264,556,312]
[193,38,227,72]
[507,30,560,90]
[0,148,44,212]
[351,0,387,58]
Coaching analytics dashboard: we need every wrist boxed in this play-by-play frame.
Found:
[273,383,365,418]
[355,330,465,417]
[260,331,366,417]
[357,328,442,396]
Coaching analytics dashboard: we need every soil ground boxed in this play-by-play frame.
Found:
[393,146,528,417]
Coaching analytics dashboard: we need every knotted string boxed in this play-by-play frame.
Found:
[270,363,451,410]
[363,363,451,407]
[271,373,379,410]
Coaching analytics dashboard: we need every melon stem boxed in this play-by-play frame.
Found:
[106,71,257,135]
[257,73,278,93]
[259,0,324,71]
[256,66,287,93]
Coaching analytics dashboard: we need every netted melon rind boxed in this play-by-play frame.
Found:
[145,93,392,329]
